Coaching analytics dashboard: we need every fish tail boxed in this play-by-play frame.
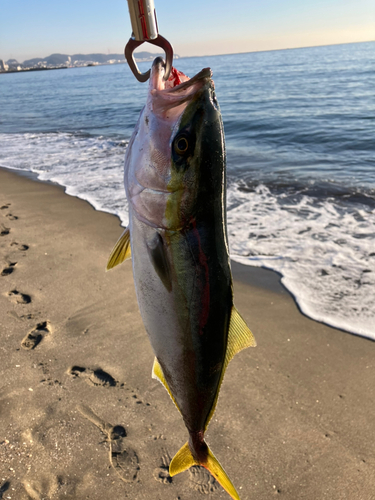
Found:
[169,440,241,500]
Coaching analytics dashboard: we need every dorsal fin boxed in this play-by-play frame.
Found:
[205,306,256,430]
[226,306,256,361]
[152,357,181,413]
[106,227,131,270]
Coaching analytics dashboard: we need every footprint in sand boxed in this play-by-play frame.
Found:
[0,225,10,236]
[153,450,173,484]
[0,204,11,210]
[77,404,140,483]
[10,242,29,251]
[8,289,31,304]
[5,214,18,221]
[1,262,17,276]
[111,446,140,483]
[189,466,219,494]
[23,474,76,499]
[0,481,10,499]
[21,321,51,350]
[68,366,117,387]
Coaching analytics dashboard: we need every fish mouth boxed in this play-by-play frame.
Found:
[149,57,212,114]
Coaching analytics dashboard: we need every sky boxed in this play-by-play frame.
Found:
[1,0,374,62]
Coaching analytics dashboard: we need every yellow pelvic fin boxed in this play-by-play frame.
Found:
[169,441,241,500]
[152,357,180,413]
[169,442,198,476]
[205,306,256,430]
[106,227,131,270]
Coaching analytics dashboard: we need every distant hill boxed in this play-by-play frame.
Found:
[22,54,68,66]
[22,52,170,67]
[0,52,180,73]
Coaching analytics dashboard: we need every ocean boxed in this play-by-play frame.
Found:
[0,41,374,340]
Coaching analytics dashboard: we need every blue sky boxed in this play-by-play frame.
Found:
[1,0,374,62]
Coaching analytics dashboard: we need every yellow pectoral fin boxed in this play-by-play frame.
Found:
[106,227,131,270]
[152,357,180,413]
[205,306,256,430]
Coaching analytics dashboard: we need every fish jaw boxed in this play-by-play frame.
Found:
[125,58,214,230]
[148,57,212,120]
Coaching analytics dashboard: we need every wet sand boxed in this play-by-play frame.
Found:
[0,167,374,500]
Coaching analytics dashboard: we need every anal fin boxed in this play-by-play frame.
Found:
[106,227,131,270]
[152,357,180,413]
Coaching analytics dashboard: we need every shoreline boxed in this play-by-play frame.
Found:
[1,165,371,340]
[0,165,63,185]
[0,165,289,296]
[1,167,374,500]
[1,165,369,340]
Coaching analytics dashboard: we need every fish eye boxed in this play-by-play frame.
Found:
[174,135,189,155]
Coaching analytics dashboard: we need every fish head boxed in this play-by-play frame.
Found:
[126,58,225,230]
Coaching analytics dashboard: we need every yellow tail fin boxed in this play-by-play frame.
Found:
[169,441,241,500]
[169,442,198,475]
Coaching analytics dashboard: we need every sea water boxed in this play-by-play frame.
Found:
[1,41,374,339]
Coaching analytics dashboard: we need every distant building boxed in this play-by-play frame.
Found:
[0,59,8,71]
[6,59,23,71]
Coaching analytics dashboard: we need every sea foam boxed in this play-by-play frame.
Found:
[1,131,374,340]
[228,182,375,339]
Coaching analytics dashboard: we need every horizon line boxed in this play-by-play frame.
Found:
[178,39,374,60]
[3,38,374,65]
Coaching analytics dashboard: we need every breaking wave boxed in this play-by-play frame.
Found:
[1,131,374,340]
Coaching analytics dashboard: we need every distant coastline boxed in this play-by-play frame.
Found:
[1,40,370,74]
[1,66,68,74]
[0,51,179,74]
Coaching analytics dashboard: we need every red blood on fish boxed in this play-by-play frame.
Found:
[164,67,190,89]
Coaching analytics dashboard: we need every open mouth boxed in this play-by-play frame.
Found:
[149,59,212,113]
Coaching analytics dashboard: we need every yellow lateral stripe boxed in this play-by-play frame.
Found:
[205,445,241,500]
[152,357,181,413]
[169,442,198,476]
[106,227,131,270]
[205,306,256,430]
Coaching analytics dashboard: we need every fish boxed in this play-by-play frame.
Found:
[107,57,256,500]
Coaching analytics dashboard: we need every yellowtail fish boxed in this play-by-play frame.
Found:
[107,57,256,500]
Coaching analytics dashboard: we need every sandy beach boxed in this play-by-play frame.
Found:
[0,166,374,500]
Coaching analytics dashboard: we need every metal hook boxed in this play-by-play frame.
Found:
[124,34,174,83]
